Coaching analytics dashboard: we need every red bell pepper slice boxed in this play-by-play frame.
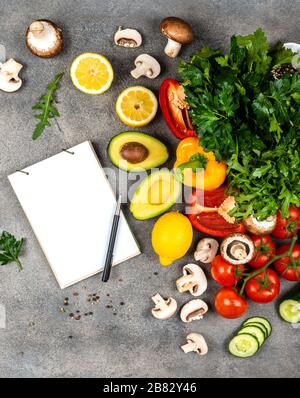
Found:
[159,79,196,140]
[186,186,246,237]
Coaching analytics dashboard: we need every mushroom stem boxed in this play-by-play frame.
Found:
[164,38,182,58]
[176,276,197,293]
[151,293,165,306]
[230,243,247,260]
[29,21,45,37]
[131,63,152,79]
[181,342,200,353]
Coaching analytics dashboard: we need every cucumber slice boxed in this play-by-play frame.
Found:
[279,299,300,324]
[243,316,272,337]
[238,325,265,347]
[228,334,259,358]
[243,322,268,339]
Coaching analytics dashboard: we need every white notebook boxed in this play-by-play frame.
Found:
[8,141,140,289]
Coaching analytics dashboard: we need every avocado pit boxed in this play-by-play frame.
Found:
[120,141,149,164]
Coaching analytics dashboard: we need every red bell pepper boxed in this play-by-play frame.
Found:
[159,79,196,140]
[186,186,246,237]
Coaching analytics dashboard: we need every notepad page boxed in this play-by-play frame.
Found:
[8,141,140,289]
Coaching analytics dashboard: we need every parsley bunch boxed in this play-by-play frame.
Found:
[179,28,300,220]
[0,231,25,271]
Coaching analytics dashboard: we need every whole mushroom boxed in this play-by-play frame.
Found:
[243,214,277,235]
[0,58,23,92]
[181,333,208,356]
[151,293,177,320]
[221,233,255,265]
[194,238,219,263]
[131,54,161,79]
[180,299,208,323]
[176,263,207,297]
[160,17,193,58]
[26,20,63,58]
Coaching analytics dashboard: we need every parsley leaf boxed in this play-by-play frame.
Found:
[179,28,300,220]
[0,231,25,271]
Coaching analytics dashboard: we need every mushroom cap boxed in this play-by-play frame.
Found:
[114,27,142,48]
[151,294,177,320]
[160,17,193,44]
[194,238,219,263]
[133,54,161,78]
[180,299,208,323]
[26,19,63,58]
[243,214,277,235]
[0,58,23,92]
[181,333,208,355]
[220,233,255,265]
[177,263,207,296]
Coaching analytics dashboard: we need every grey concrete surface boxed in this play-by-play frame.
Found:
[0,0,299,378]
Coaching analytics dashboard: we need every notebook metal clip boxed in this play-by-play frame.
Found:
[62,149,75,155]
[16,170,29,175]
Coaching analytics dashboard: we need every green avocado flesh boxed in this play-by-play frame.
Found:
[108,132,169,172]
[130,170,182,220]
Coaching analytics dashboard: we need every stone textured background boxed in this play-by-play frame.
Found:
[0,0,299,378]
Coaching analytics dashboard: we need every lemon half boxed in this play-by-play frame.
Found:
[116,86,158,127]
[70,52,114,95]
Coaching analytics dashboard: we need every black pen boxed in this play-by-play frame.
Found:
[102,195,122,282]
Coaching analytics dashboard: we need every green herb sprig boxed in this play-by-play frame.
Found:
[32,73,63,140]
[179,28,300,220]
[0,231,25,271]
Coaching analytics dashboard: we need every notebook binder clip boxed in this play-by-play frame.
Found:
[16,170,29,175]
[62,149,75,155]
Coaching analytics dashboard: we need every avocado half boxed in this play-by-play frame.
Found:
[130,169,182,220]
[108,131,169,172]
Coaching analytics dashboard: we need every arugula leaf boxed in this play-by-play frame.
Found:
[0,231,25,271]
[32,73,63,140]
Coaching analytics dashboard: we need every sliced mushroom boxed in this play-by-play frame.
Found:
[0,59,23,92]
[180,299,208,323]
[176,263,207,297]
[26,20,63,58]
[221,233,255,265]
[181,333,208,356]
[151,293,177,320]
[160,17,193,58]
[243,214,277,235]
[131,54,161,79]
[194,238,219,263]
[114,27,142,48]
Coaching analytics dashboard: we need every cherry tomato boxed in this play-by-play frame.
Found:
[211,255,244,287]
[159,79,196,140]
[214,287,248,319]
[274,243,300,281]
[272,206,300,239]
[248,235,276,269]
[245,268,280,303]
[187,186,246,237]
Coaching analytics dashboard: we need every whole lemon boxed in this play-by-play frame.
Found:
[152,212,193,266]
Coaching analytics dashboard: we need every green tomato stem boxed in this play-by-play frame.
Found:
[239,235,298,295]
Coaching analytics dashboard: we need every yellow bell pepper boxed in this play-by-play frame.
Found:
[174,137,227,191]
